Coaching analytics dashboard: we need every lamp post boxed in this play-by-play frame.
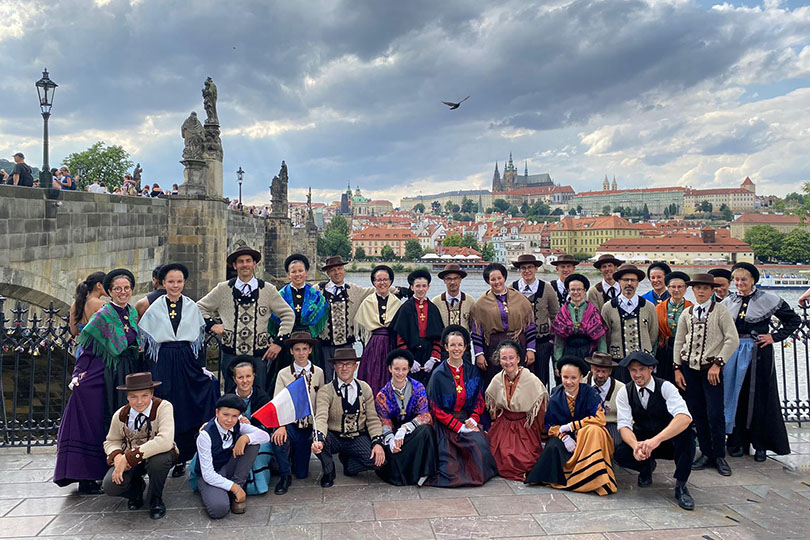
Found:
[236,166,244,206]
[35,69,58,189]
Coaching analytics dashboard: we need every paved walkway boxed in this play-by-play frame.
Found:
[1,425,810,540]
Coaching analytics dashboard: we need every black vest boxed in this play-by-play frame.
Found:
[625,376,671,439]
[511,280,546,303]
[550,279,566,305]
[194,418,242,474]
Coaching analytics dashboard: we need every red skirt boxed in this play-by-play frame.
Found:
[489,409,542,481]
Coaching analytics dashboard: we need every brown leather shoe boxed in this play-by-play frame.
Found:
[229,493,246,514]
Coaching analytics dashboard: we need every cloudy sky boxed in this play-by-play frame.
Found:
[1,0,809,206]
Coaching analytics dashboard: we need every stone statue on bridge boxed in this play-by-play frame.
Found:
[181,112,206,160]
[133,163,142,190]
[270,161,289,217]
[202,77,218,125]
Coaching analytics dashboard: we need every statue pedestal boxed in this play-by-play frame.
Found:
[179,159,208,196]
[204,158,223,199]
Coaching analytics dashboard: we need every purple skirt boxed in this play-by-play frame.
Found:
[358,328,394,395]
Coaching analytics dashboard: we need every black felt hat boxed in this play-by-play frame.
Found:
[646,261,672,278]
[103,268,135,294]
[216,393,247,413]
[407,268,432,285]
[386,348,415,367]
[664,271,690,285]
[370,265,394,284]
[441,324,471,345]
[556,355,590,376]
[619,350,658,368]
[565,273,590,290]
[732,262,760,283]
[284,253,310,272]
[708,268,732,282]
[157,263,189,282]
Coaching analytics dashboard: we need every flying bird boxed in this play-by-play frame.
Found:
[442,96,470,110]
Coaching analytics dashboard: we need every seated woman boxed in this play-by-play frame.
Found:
[375,349,437,486]
[426,325,497,487]
[525,356,616,496]
[486,340,548,481]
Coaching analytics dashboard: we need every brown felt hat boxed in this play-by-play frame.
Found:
[613,263,646,281]
[227,245,262,266]
[593,254,625,269]
[116,372,162,391]
[321,256,348,271]
[438,263,468,279]
[585,352,618,368]
[331,348,361,363]
[687,273,720,287]
[512,254,543,269]
[550,254,579,266]
[284,331,319,347]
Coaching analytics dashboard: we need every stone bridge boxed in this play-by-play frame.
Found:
[0,184,317,313]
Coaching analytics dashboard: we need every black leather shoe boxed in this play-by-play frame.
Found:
[754,449,767,462]
[274,475,292,495]
[638,459,656,487]
[715,457,732,476]
[675,485,695,511]
[149,497,166,520]
[171,462,186,478]
[691,454,712,470]
[728,446,745,458]
[320,471,335,488]
[77,480,103,495]
[127,477,144,510]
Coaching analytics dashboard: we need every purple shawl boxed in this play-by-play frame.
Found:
[551,301,608,342]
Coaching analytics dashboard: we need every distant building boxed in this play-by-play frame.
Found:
[491,234,529,264]
[683,178,757,213]
[499,185,575,209]
[400,189,493,212]
[572,186,686,216]
[351,226,416,257]
[492,153,554,192]
[549,215,649,256]
[730,213,806,240]
[597,227,754,265]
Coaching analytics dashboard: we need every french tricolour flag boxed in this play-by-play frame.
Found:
[252,376,313,428]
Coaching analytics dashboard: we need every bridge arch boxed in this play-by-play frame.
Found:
[0,266,72,314]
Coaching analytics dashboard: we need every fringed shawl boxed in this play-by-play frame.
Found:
[138,295,205,363]
[427,360,483,415]
[77,302,142,369]
[470,288,532,345]
[485,367,548,428]
[551,301,608,341]
[355,293,401,342]
[375,377,432,433]
[268,283,329,338]
[545,383,602,430]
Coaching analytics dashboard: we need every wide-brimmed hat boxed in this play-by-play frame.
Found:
[438,263,468,279]
[284,331,319,347]
[613,263,645,281]
[619,350,657,368]
[116,372,162,391]
[227,246,261,266]
[512,254,542,269]
[687,273,720,287]
[103,268,135,294]
[646,261,672,278]
[593,254,625,269]
[550,254,579,266]
[157,263,189,282]
[321,256,348,271]
[731,262,760,283]
[585,352,618,368]
[331,348,361,363]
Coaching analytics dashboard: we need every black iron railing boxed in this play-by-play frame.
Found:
[2,295,810,450]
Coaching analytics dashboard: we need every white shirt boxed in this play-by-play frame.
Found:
[127,402,153,430]
[602,279,621,299]
[616,377,691,432]
[336,379,358,405]
[236,277,259,296]
[555,279,566,295]
[694,299,712,320]
[517,278,538,298]
[592,379,610,403]
[293,361,312,377]
[196,419,270,491]
[619,293,639,314]
[445,293,462,306]
[327,281,346,296]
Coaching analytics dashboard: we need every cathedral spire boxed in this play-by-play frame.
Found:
[524,160,528,178]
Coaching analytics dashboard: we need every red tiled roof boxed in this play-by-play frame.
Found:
[599,233,752,253]
[550,216,636,231]
[352,227,415,241]
[733,213,800,224]
[575,187,686,196]
[741,177,755,186]
[686,188,752,196]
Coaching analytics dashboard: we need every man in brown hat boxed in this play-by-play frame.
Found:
[198,246,295,393]
[511,254,559,387]
[316,256,405,382]
[601,264,658,383]
[311,348,385,487]
[103,373,177,520]
[588,254,625,311]
[584,352,625,445]
[432,263,475,331]
[549,254,578,305]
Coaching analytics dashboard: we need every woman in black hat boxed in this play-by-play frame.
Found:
[654,271,692,383]
[642,262,672,305]
[551,274,608,366]
[723,262,800,461]
[140,263,220,478]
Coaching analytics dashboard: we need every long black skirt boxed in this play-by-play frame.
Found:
[427,412,497,488]
[655,337,675,384]
[104,347,144,427]
[526,436,571,485]
[377,424,437,486]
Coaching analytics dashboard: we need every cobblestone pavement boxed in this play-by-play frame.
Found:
[1,426,809,540]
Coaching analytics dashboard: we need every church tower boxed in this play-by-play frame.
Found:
[603,175,609,191]
[524,160,529,180]
[611,176,617,191]
[492,161,502,192]
[503,152,517,190]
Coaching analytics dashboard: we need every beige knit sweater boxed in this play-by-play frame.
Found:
[601,298,659,360]
[673,302,740,370]
[314,379,383,440]
[431,292,475,331]
[103,398,177,467]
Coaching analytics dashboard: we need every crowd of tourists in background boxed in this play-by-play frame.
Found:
[51,244,802,522]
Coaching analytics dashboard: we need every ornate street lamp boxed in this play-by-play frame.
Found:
[236,166,244,205]
[35,69,58,189]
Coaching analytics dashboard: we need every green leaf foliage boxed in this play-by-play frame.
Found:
[62,141,134,190]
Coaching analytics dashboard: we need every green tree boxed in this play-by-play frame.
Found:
[602,205,612,216]
[493,199,510,213]
[481,242,495,261]
[719,203,734,221]
[573,252,591,263]
[528,200,550,217]
[520,201,529,215]
[63,141,134,190]
[780,229,810,263]
[697,201,713,213]
[318,214,352,260]
[568,208,577,216]
[461,233,480,250]
[442,233,462,247]
[642,204,650,220]
[413,203,425,213]
[613,206,623,214]
[380,244,396,260]
[744,225,785,262]
[404,239,423,261]
[461,197,475,214]
[431,201,442,214]
[508,204,521,216]
[444,200,460,213]
[354,246,366,260]
[551,208,564,216]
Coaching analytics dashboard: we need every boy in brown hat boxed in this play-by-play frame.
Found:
[432,263,475,331]
[102,373,177,520]
[588,254,625,311]
[549,254,578,305]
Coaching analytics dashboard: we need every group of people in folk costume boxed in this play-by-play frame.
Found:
[53,245,800,519]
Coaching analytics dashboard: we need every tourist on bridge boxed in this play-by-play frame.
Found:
[102,373,176,520]
[512,254,560,388]
[601,264,658,383]
[552,273,608,364]
[673,273,739,477]
[583,352,625,445]
[722,262,799,461]
[271,333,324,494]
[140,263,219,479]
[654,271,692,383]
[426,325,497,487]
[135,265,166,319]
[197,245,295,394]
[709,268,732,302]
[588,254,625,312]
[432,263,475,332]
[525,356,616,495]
[613,351,695,510]
[391,269,445,388]
[69,271,107,337]
[486,340,548,482]
[642,261,672,305]
[470,262,537,387]
[374,349,437,486]
[355,265,402,394]
[549,253,579,306]
[55,268,145,494]
[266,254,328,392]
